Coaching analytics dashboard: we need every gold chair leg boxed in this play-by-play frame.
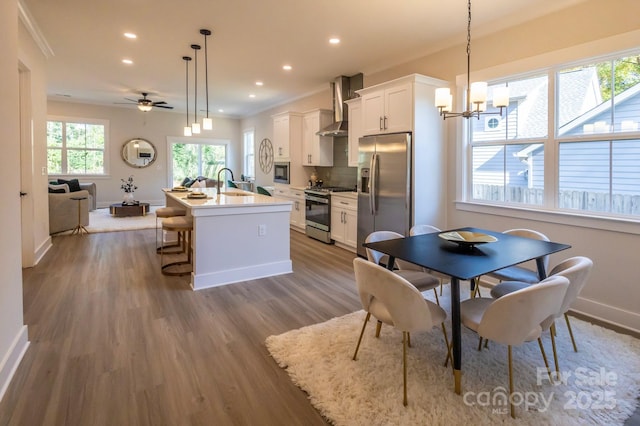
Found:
[550,322,560,373]
[407,332,411,348]
[403,331,408,406]
[538,338,552,382]
[484,339,489,349]
[433,288,440,306]
[508,345,515,419]
[477,336,483,351]
[439,278,443,296]
[375,320,382,338]
[565,313,578,352]
[353,312,370,361]
[471,277,482,298]
[442,323,453,370]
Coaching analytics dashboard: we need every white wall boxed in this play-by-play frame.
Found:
[0,0,29,401]
[47,101,242,207]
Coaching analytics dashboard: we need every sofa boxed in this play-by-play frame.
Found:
[48,190,90,234]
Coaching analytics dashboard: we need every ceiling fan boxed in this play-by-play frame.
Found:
[119,92,174,111]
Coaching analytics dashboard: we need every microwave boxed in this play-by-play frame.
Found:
[273,162,290,184]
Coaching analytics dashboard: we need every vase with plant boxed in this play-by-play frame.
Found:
[121,175,138,205]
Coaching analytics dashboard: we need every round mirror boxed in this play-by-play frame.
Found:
[121,138,157,168]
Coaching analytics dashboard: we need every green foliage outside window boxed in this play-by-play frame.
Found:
[46,119,106,175]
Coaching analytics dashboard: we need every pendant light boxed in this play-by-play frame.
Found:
[183,56,192,137]
[200,29,213,130]
[191,44,201,134]
[434,0,509,119]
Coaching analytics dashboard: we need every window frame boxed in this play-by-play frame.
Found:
[458,42,640,232]
[46,115,109,177]
[165,136,230,187]
[243,127,255,179]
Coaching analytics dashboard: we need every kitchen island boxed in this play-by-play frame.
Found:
[163,188,292,290]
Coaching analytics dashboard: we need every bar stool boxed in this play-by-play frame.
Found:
[160,216,193,276]
[155,206,186,252]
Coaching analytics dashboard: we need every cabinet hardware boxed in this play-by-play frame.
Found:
[383,116,388,130]
[379,116,383,130]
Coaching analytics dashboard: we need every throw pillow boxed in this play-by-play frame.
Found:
[57,178,81,192]
[48,183,70,193]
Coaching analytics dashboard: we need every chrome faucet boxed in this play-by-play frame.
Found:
[217,168,235,193]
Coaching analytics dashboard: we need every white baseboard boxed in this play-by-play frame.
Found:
[191,261,293,291]
[0,325,29,403]
[477,278,640,334]
[571,297,640,335]
[33,236,52,266]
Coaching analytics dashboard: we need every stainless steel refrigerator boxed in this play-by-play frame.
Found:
[357,133,412,258]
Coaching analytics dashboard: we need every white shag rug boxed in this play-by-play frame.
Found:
[56,207,157,235]
[266,289,640,425]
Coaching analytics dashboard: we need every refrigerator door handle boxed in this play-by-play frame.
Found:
[370,153,378,215]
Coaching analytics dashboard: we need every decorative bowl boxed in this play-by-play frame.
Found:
[438,231,498,248]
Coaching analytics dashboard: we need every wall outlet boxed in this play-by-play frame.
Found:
[41,166,47,175]
[258,224,267,236]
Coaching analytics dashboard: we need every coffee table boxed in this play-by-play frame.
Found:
[109,202,149,217]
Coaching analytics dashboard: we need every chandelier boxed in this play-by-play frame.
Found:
[434,0,509,119]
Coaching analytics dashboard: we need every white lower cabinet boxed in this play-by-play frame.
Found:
[331,195,357,251]
[274,186,306,232]
[288,189,306,232]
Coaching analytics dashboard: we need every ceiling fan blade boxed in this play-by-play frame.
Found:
[155,105,174,109]
[124,98,138,103]
[151,101,167,105]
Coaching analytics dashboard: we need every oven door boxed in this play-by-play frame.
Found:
[305,194,330,231]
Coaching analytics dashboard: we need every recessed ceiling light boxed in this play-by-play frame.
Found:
[255,81,264,86]
[218,109,224,113]
[329,38,340,44]
[124,32,137,39]
[249,94,256,98]
[282,65,292,71]
[122,59,133,65]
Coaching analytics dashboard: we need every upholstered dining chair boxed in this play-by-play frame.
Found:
[365,231,441,304]
[409,225,451,297]
[472,228,551,298]
[352,257,451,406]
[256,186,271,196]
[491,256,593,372]
[459,275,569,418]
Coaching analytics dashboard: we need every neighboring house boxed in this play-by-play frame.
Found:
[470,69,640,213]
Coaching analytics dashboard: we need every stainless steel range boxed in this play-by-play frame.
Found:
[304,186,354,243]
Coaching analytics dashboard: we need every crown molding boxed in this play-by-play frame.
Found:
[18,0,54,58]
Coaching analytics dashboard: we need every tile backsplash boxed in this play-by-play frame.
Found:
[315,137,357,190]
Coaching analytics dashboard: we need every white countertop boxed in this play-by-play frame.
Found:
[331,191,357,200]
[164,188,292,209]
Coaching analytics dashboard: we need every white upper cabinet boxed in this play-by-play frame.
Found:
[302,109,334,166]
[360,82,412,135]
[345,98,362,167]
[272,112,303,162]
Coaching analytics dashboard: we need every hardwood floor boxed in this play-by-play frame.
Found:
[1,230,360,425]
[2,229,639,425]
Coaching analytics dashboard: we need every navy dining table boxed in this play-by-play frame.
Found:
[362,226,571,395]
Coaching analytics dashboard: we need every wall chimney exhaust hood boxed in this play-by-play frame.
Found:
[317,73,363,137]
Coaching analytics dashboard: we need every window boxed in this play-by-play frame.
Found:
[470,75,548,206]
[169,140,227,187]
[243,128,255,179]
[47,117,108,175]
[466,50,640,218]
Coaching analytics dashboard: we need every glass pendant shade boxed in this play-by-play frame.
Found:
[184,126,192,137]
[202,117,213,130]
[191,122,201,134]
